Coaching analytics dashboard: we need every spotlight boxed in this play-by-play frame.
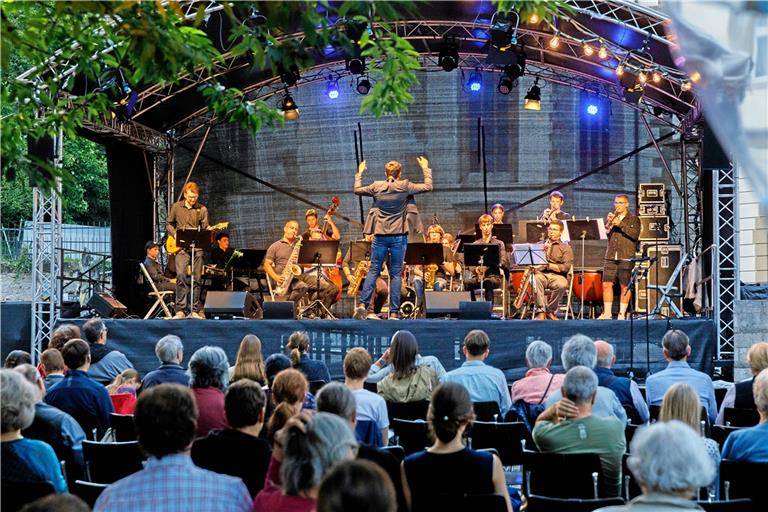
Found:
[346,57,365,75]
[690,71,701,83]
[638,72,648,84]
[586,103,599,115]
[498,75,514,95]
[468,71,483,92]
[325,77,339,99]
[598,46,608,60]
[524,78,541,110]
[438,36,460,72]
[583,43,594,56]
[280,91,299,121]
[356,76,371,95]
[615,64,624,76]
[490,12,517,51]
[652,71,662,83]
[681,81,692,91]
[549,35,560,49]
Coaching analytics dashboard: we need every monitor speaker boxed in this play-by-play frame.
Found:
[459,301,492,320]
[86,292,128,318]
[424,291,472,318]
[203,291,261,319]
[262,301,296,319]
[702,119,730,170]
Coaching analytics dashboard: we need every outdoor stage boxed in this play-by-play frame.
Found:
[63,318,716,382]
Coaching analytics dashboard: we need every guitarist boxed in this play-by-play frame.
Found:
[166,181,209,319]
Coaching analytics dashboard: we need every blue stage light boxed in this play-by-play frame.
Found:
[326,79,340,99]
[587,104,599,115]
[468,71,483,92]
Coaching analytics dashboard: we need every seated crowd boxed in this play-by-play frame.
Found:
[2,325,766,512]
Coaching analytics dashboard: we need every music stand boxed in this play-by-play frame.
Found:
[463,243,500,302]
[297,240,340,319]
[349,240,372,264]
[457,234,477,253]
[475,224,514,246]
[566,219,607,319]
[511,243,547,315]
[521,220,548,244]
[176,228,214,315]
[405,243,445,314]
[232,249,267,300]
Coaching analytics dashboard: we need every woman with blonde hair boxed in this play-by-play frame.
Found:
[716,341,768,425]
[230,334,267,385]
[659,383,720,497]
[106,368,141,414]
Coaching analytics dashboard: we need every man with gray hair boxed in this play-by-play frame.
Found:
[82,318,134,385]
[533,366,626,497]
[544,334,627,425]
[595,421,715,511]
[141,335,188,390]
[511,340,565,404]
[721,368,768,462]
[645,329,717,423]
[594,340,649,424]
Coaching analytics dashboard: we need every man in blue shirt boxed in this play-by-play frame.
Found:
[722,368,768,462]
[83,318,134,385]
[141,335,189,390]
[444,330,511,415]
[646,329,717,423]
[594,340,650,423]
[45,338,114,439]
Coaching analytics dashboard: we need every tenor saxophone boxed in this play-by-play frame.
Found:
[425,264,438,291]
[274,236,303,296]
[513,267,532,310]
[347,258,371,297]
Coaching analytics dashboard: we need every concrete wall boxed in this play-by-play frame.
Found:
[734,299,768,381]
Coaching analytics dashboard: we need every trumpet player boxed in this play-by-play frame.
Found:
[539,191,571,223]
[343,234,388,318]
[598,194,641,320]
[533,220,573,320]
[465,214,506,303]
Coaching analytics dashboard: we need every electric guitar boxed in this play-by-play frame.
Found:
[166,222,229,254]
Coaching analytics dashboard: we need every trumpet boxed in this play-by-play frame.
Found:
[606,209,620,226]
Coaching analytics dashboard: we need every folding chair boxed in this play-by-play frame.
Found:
[386,400,430,422]
[720,459,768,507]
[525,495,625,512]
[523,451,603,499]
[467,421,529,466]
[697,499,754,512]
[390,419,430,455]
[82,440,144,483]
[381,444,406,462]
[109,413,137,442]
[709,425,740,448]
[472,401,502,422]
[723,407,759,427]
[72,480,109,508]
[139,262,173,319]
[420,493,509,512]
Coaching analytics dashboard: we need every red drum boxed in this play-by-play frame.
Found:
[509,269,527,292]
[572,271,603,302]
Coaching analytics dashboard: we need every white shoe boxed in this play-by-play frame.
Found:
[173,311,186,319]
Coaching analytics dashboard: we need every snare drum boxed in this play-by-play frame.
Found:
[572,270,603,302]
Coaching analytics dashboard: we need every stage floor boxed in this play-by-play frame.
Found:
[63,317,717,382]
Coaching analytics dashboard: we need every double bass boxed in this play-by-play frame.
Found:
[320,197,343,302]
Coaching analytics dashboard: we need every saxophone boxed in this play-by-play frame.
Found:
[425,264,438,291]
[274,235,303,297]
[513,267,532,310]
[347,258,371,297]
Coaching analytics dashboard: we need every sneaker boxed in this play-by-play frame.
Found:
[190,311,205,320]
[353,306,368,320]
[173,311,186,319]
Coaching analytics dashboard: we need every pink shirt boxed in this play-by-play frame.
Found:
[510,368,565,404]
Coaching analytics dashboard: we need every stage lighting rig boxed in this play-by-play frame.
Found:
[356,75,371,95]
[524,78,541,110]
[489,11,519,51]
[467,71,483,92]
[344,19,369,75]
[280,65,300,87]
[438,36,460,72]
[280,89,299,120]
[325,76,340,99]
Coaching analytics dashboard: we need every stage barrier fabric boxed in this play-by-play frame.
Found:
[61,319,716,382]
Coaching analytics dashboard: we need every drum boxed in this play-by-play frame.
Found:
[572,270,603,302]
[509,268,528,292]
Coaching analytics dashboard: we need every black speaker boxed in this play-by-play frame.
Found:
[702,119,730,170]
[203,291,261,319]
[424,291,472,318]
[263,301,296,319]
[86,292,128,318]
[459,301,492,320]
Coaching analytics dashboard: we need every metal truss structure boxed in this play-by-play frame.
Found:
[30,134,63,362]
[713,165,738,359]
[681,127,704,256]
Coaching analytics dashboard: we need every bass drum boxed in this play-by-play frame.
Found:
[572,270,603,302]
[399,285,418,319]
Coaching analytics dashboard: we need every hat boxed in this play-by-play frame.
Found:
[305,209,318,218]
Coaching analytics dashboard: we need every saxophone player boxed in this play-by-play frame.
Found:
[533,220,573,320]
[265,220,308,303]
[539,191,571,223]
[464,214,506,304]
[343,234,388,318]
[412,224,459,303]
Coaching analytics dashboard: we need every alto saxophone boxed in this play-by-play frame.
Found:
[274,236,303,296]
[347,258,371,297]
[513,267,532,310]
[425,264,438,291]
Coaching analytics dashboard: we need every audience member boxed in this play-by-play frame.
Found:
[646,329,717,423]
[40,349,66,390]
[444,330,511,415]
[82,318,134,384]
[189,346,230,438]
[230,334,267,385]
[533,366,626,497]
[19,493,89,512]
[595,421,715,511]
[1,369,68,493]
[316,382,405,512]
[367,331,446,384]
[15,364,86,485]
[511,340,565,404]
[44,339,114,438]
[344,348,389,445]
[402,382,512,512]
[377,331,440,403]
[267,368,308,443]
[141,335,188,390]
[4,349,32,368]
[659,383,720,495]
[722,368,768,462]
[265,353,292,387]
[287,331,331,383]
[317,459,396,512]
[716,341,768,425]
[107,368,142,414]
[192,379,272,497]
[253,412,358,512]
[93,384,251,512]
[544,334,627,425]
[48,324,81,351]
[594,340,649,423]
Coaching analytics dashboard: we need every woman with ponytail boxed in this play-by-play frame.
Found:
[401,382,512,511]
[286,331,331,383]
